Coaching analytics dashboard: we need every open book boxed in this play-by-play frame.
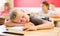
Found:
[8,26,24,31]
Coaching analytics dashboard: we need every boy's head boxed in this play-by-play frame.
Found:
[42,1,49,11]
[50,3,55,10]
[10,10,30,24]
[4,2,10,10]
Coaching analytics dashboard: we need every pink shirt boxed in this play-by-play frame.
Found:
[1,10,10,15]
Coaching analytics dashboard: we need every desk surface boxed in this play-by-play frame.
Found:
[50,18,60,21]
[0,27,60,36]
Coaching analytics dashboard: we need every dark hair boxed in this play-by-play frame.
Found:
[5,3,9,6]
[27,14,30,16]
[42,1,49,10]
[10,11,17,22]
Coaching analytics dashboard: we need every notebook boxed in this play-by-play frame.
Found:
[8,26,24,31]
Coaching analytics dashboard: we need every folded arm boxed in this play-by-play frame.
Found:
[36,20,54,30]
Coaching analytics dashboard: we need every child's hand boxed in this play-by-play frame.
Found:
[24,26,37,31]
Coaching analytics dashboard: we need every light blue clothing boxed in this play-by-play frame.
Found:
[39,10,54,17]
[50,9,60,16]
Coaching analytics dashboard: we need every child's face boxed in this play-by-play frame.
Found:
[20,16,27,24]
[20,14,29,24]
[42,4,48,11]
[51,4,55,10]
[4,6,9,10]
[14,13,29,24]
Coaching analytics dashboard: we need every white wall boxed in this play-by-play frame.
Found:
[14,7,60,13]
[0,0,6,11]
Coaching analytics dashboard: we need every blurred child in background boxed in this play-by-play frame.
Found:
[1,2,11,19]
[50,3,60,18]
